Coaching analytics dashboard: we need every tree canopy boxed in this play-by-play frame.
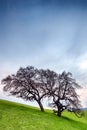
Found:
[49,71,83,117]
[1,66,83,117]
[1,66,57,112]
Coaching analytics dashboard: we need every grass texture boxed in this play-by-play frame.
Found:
[0,99,87,130]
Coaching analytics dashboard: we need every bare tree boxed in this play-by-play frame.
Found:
[1,66,49,112]
[49,71,83,117]
[1,66,83,117]
[1,66,59,112]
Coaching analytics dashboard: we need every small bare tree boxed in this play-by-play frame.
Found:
[49,71,83,117]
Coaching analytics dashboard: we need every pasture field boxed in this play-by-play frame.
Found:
[0,99,87,130]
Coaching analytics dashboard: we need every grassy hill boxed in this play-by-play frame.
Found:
[0,99,87,130]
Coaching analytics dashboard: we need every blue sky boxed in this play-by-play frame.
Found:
[0,0,87,107]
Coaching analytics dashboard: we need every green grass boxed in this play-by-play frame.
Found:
[0,99,87,130]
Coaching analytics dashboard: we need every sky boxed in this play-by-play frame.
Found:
[0,0,87,108]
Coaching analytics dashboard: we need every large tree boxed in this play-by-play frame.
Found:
[49,71,83,117]
[1,66,57,112]
[1,66,46,112]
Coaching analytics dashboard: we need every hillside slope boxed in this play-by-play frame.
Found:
[0,99,87,130]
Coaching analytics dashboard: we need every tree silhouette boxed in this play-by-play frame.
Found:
[49,71,83,117]
[1,66,83,117]
[1,66,59,112]
[2,66,48,112]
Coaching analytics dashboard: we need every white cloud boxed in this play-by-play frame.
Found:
[78,53,87,71]
[79,60,87,70]
[77,87,87,108]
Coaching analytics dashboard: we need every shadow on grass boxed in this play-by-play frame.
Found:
[62,116,87,130]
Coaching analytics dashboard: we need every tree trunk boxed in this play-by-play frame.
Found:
[38,100,44,112]
[57,110,61,117]
[57,107,62,117]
